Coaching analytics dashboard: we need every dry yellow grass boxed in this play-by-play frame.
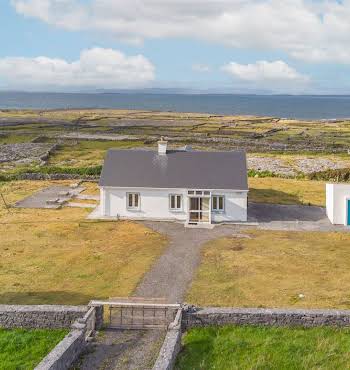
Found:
[249,178,326,206]
[187,230,350,309]
[0,181,167,304]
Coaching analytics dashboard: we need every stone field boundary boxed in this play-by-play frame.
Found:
[3,304,350,370]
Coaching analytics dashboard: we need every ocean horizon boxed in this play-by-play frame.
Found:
[1,91,350,120]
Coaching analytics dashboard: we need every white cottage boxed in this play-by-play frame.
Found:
[98,140,248,225]
[326,183,350,226]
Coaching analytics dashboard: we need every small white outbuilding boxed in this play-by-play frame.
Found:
[326,183,350,226]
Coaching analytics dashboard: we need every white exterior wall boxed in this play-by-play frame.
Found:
[326,184,334,223]
[326,183,350,225]
[100,187,247,223]
[211,191,247,222]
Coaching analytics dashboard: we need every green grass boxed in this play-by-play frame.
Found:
[186,230,350,309]
[0,328,68,370]
[48,140,146,167]
[248,177,326,206]
[0,180,167,305]
[176,325,350,370]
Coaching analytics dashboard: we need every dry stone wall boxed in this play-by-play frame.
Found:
[0,305,87,329]
[183,307,350,328]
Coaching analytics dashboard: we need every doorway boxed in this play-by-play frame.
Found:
[188,197,210,224]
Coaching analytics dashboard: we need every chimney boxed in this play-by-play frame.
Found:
[158,136,168,155]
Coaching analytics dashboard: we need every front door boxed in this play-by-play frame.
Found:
[189,197,210,223]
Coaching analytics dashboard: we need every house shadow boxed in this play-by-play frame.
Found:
[0,291,95,305]
[248,189,326,222]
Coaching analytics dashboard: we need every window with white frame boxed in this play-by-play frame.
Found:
[212,195,225,212]
[169,194,182,211]
[127,192,140,210]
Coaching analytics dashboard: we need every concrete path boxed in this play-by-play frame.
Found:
[14,185,85,209]
[249,202,348,232]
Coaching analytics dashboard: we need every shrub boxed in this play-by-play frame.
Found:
[308,168,350,182]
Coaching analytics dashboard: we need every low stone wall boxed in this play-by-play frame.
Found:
[0,305,87,329]
[35,329,85,370]
[34,306,100,370]
[18,173,99,181]
[183,307,350,328]
[153,328,182,370]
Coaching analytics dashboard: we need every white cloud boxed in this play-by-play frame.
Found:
[11,0,350,64]
[222,60,310,91]
[192,64,211,72]
[0,48,155,90]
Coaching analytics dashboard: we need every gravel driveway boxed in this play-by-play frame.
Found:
[74,202,348,369]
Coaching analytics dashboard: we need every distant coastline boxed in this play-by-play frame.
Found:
[1,91,350,120]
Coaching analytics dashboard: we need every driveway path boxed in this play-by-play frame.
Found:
[134,222,243,302]
[74,202,347,369]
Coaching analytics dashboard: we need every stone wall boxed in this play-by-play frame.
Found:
[34,306,99,370]
[18,173,99,181]
[183,307,350,328]
[0,305,87,329]
[153,328,182,370]
[35,329,85,370]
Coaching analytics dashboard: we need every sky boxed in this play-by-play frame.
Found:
[1,0,350,94]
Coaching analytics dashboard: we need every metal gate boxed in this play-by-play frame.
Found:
[90,298,181,330]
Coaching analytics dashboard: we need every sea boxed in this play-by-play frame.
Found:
[1,91,350,120]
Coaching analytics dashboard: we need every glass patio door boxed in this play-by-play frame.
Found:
[189,197,210,223]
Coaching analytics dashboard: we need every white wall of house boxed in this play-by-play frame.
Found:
[326,183,350,225]
[99,187,247,223]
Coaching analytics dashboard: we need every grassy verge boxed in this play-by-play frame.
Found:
[175,325,350,370]
[0,180,167,304]
[248,177,326,206]
[186,230,350,309]
[0,328,68,370]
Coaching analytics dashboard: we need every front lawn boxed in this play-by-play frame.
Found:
[0,328,68,370]
[175,325,350,370]
[248,177,326,206]
[187,230,350,309]
[0,180,167,304]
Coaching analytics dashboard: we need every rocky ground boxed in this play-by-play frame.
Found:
[248,156,350,176]
[0,143,56,166]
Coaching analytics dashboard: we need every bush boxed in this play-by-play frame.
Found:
[308,168,350,182]
[0,165,102,182]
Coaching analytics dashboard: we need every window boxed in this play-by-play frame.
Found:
[127,193,140,210]
[169,194,182,211]
[212,195,224,212]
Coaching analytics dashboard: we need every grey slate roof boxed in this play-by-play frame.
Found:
[99,149,248,190]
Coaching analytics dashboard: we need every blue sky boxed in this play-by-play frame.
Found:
[1,0,350,94]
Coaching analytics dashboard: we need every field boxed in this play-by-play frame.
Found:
[248,177,326,206]
[0,328,68,370]
[0,180,167,304]
[1,109,350,178]
[175,325,350,370]
[186,230,350,309]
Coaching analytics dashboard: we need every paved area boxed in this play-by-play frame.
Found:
[249,202,348,232]
[14,185,85,209]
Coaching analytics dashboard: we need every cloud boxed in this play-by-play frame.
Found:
[0,48,155,90]
[192,64,211,72]
[222,60,310,92]
[11,0,350,64]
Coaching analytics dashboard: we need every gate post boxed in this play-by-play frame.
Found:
[89,303,104,330]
